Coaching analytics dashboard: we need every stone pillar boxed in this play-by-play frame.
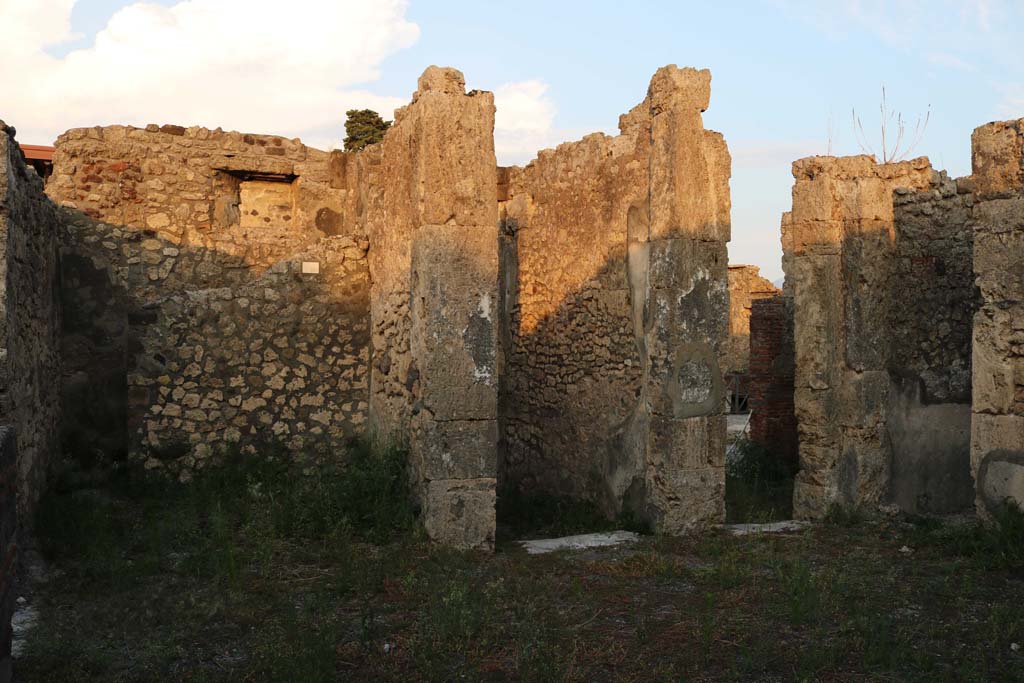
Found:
[367,66,499,548]
[969,118,1024,517]
[411,226,498,549]
[786,156,932,519]
[637,67,731,531]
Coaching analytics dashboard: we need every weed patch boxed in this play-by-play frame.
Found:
[725,437,796,523]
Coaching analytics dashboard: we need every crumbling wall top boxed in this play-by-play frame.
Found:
[55,123,311,152]
[968,118,1024,198]
[647,65,711,114]
[417,65,466,96]
[791,154,931,181]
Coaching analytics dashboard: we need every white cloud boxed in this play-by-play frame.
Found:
[925,51,976,72]
[773,0,1004,47]
[995,84,1024,120]
[492,79,560,165]
[0,0,419,149]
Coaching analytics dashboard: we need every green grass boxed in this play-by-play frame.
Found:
[725,437,796,523]
[18,441,1024,682]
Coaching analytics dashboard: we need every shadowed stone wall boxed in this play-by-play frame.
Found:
[500,66,731,533]
[969,118,1024,517]
[47,124,370,474]
[0,427,14,683]
[4,65,734,549]
[0,122,62,518]
[785,154,979,518]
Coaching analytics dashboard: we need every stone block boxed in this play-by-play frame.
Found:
[792,475,835,520]
[785,220,843,256]
[839,176,893,222]
[791,175,838,224]
[647,237,728,293]
[790,254,842,390]
[974,198,1024,302]
[971,308,1017,415]
[411,87,498,228]
[644,466,724,533]
[416,418,497,480]
[972,412,1024,515]
[417,66,466,95]
[976,450,1024,516]
[838,430,889,506]
[837,370,890,429]
[422,478,495,550]
[842,231,894,371]
[647,70,729,242]
[647,414,726,470]
[971,413,1024,471]
[647,66,711,116]
[970,119,1024,198]
[793,443,840,484]
[411,224,499,421]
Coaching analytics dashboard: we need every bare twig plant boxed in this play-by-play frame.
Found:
[852,86,930,163]
[827,110,835,156]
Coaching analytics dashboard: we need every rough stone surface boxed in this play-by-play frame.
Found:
[0,122,62,518]
[1,65,737,549]
[499,66,730,533]
[970,118,1024,516]
[0,427,15,683]
[47,124,369,471]
[724,265,780,375]
[365,68,499,549]
[784,154,979,518]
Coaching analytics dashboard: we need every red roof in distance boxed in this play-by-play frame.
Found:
[20,144,55,162]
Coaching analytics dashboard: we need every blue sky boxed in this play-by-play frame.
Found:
[6,0,1023,279]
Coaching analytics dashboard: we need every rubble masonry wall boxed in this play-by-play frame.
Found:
[500,67,731,532]
[47,124,371,475]
[0,123,63,517]
[785,155,977,517]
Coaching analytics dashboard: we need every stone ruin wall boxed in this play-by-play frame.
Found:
[0,123,62,517]
[362,66,500,549]
[499,116,649,514]
[47,124,371,474]
[723,264,779,378]
[500,67,731,532]
[0,428,13,683]
[785,154,980,518]
[886,169,976,513]
[0,64,735,548]
[969,118,1024,517]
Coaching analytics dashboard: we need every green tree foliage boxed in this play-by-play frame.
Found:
[343,109,392,152]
